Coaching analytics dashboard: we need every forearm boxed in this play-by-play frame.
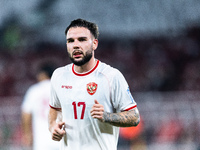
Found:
[102,108,140,127]
[48,107,66,141]
[48,107,61,131]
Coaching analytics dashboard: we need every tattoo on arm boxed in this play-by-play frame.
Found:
[102,108,140,127]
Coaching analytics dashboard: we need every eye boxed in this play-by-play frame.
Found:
[78,37,87,42]
[67,39,74,43]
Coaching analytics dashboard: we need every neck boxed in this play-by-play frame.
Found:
[74,58,96,73]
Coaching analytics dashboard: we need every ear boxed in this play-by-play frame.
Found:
[93,39,98,50]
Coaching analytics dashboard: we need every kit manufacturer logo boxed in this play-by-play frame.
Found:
[61,85,72,89]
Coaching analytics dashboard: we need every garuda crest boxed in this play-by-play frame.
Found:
[87,82,98,95]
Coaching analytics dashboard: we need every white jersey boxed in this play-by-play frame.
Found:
[50,60,137,150]
[22,80,60,150]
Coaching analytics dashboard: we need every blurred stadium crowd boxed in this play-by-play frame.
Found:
[0,26,200,149]
[0,26,200,96]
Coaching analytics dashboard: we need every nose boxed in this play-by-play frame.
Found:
[73,40,80,49]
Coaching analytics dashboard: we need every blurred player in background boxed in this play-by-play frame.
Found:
[48,18,140,150]
[21,62,60,150]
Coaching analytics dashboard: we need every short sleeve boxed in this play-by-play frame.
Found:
[110,69,137,112]
[49,69,61,109]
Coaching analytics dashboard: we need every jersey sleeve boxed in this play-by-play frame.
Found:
[110,69,137,112]
[49,69,61,110]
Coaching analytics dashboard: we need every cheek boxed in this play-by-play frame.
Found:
[67,45,73,52]
[86,42,94,50]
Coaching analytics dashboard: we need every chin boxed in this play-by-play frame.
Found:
[72,60,86,66]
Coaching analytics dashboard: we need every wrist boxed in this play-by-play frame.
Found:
[49,121,56,132]
[102,112,111,123]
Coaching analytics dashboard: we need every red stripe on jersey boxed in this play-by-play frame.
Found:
[49,105,61,111]
[72,60,99,76]
[124,105,137,111]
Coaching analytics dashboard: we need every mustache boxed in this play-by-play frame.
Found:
[72,50,83,55]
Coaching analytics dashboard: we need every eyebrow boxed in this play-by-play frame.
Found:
[67,37,87,41]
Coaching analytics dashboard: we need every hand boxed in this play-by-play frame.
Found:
[90,100,105,122]
[50,122,66,141]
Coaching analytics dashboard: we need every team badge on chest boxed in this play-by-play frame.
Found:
[87,82,98,95]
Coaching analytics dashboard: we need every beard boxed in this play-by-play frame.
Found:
[68,50,93,66]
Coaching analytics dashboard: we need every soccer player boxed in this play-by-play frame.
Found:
[48,18,140,150]
[21,63,59,150]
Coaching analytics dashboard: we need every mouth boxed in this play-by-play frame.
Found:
[72,51,83,58]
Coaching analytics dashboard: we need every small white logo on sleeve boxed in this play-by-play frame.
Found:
[127,87,134,102]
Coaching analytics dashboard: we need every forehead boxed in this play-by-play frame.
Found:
[66,27,91,39]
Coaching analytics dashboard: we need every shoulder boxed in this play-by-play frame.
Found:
[52,64,72,79]
[26,80,50,95]
[23,82,40,102]
[26,82,40,93]
[98,61,124,80]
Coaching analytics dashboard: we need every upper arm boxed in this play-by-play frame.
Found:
[21,112,32,124]
[127,107,140,126]
[21,111,32,133]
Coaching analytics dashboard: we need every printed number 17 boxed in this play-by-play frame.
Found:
[72,102,86,119]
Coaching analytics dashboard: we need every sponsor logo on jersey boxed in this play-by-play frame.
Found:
[87,82,98,95]
[61,85,72,89]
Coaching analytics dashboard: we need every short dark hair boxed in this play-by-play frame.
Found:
[37,63,56,78]
[65,18,99,39]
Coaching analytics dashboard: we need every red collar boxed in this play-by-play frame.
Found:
[72,60,99,76]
